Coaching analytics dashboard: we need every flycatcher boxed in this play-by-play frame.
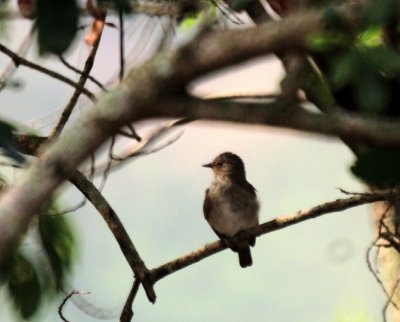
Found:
[203,152,259,268]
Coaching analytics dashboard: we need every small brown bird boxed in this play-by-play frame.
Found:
[203,152,259,268]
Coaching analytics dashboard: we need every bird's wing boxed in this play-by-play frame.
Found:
[243,181,257,197]
[203,188,212,220]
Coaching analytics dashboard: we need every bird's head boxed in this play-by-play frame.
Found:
[203,152,246,180]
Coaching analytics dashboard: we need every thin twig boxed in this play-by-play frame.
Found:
[49,19,105,139]
[120,278,141,322]
[384,276,400,322]
[58,55,106,90]
[0,24,34,92]
[366,239,398,309]
[0,43,95,100]
[88,118,188,175]
[118,8,125,82]
[59,290,90,322]
[44,199,86,217]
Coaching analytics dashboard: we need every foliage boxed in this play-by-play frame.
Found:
[37,0,132,55]
[351,149,400,185]
[37,0,79,55]
[0,120,25,163]
[0,205,76,320]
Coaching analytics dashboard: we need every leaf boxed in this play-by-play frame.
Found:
[364,0,400,26]
[7,253,42,319]
[354,72,389,112]
[226,0,254,11]
[179,14,202,31]
[0,120,25,164]
[364,46,400,75]
[308,31,352,52]
[330,52,358,87]
[37,0,79,55]
[38,214,76,290]
[323,6,348,31]
[358,27,383,47]
[351,149,400,185]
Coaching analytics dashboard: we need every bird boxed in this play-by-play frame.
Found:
[203,152,259,268]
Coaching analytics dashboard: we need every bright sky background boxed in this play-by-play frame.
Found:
[0,8,383,322]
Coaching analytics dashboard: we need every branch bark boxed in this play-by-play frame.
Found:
[148,188,400,282]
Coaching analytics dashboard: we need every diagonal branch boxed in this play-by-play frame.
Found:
[0,43,96,100]
[58,54,105,90]
[69,170,156,302]
[49,19,105,139]
[119,278,141,322]
[13,134,156,302]
[148,188,400,283]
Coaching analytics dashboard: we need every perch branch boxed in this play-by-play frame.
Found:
[148,188,400,283]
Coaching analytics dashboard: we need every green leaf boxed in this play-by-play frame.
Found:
[351,149,400,185]
[330,52,358,87]
[37,0,79,55]
[7,253,42,319]
[364,0,400,26]
[323,5,348,31]
[179,14,202,31]
[38,214,76,290]
[0,120,25,163]
[308,31,352,52]
[358,27,383,47]
[227,0,254,11]
[355,73,389,112]
[364,46,400,75]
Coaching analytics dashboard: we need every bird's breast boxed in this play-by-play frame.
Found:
[206,182,259,237]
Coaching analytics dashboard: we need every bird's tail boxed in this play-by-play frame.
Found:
[238,246,252,268]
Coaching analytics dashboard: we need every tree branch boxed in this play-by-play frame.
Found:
[49,18,104,139]
[119,278,141,322]
[69,171,156,302]
[14,134,156,301]
[161,97,400,148]
[0,43,96,100]
[148,188,400,283]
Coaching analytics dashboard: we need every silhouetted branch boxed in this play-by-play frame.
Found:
[148,188,400,283]
[58,55,106,90]
[0,43,95,100]
[59,290,90,322]
[49,18,105,139]
[69,171,156,302]
[14,134,155,301]
[120,278,141,322]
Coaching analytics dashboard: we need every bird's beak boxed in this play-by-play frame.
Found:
[202,163,212,168]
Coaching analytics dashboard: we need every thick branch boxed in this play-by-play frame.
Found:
[149,188,400,282]
[161,97,400,148]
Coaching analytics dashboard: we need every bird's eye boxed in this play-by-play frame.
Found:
[216,161,223,167]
